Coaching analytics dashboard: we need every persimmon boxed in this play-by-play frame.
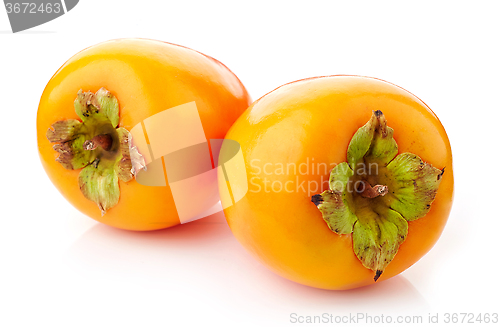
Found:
[37,39,251,231]
[219,76,453,290]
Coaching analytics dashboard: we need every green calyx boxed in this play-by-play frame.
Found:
[311,110,444,281]
[47,88,145,215]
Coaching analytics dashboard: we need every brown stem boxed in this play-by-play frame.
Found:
[356,180,388,198]
[83,134,113,151]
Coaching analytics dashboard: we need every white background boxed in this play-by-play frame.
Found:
[1,1,499,326]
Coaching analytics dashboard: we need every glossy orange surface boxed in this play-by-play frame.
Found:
[221,76,453,290]
[37,39,251,231]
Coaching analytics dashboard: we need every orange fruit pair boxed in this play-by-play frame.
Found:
[37,39,453,290]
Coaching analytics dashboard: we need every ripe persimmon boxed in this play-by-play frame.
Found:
[219,76,453,290]
[37,39,251,231]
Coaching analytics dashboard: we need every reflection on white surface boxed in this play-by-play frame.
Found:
[65,211,429,322]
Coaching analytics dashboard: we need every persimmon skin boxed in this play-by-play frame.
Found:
[37,39,251,231]
[221,76,453,290]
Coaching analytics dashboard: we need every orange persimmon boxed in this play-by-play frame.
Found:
[37,39,251,231]
[219,76,453,290]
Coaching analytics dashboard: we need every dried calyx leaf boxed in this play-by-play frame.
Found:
[46,88,145,215]
[312,110,444,281]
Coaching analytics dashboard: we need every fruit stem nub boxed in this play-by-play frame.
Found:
[357,180,388,198]
[83,134,113,151]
